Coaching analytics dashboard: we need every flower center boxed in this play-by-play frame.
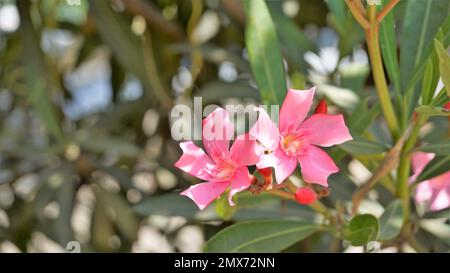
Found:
[281,134,305,156]
[211,157,237,181]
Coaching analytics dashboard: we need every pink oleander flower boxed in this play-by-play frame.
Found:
[411,152,450,211]
[249,87,353,186]
[175,107,259,210]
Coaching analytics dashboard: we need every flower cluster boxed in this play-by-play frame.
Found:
[175,87,353,210]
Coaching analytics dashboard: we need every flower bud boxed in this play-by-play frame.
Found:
[314,99,328,114]
[294,187,318,205]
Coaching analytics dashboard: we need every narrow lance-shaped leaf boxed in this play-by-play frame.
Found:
[244,0,287,105]
[399,0,449,91]
[434,39,450,97]
[379,0,401,95]
[17,1,64,141]
[204,220,318,253]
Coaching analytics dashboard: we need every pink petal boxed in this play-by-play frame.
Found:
[298,145,339,187]
[180,181,229,210]
[279,88,315,133]
[415,180,433,203]
[249,107,279,151]
[175,141,213,180]
[202,107,234,161]
[411,152,435,177]
[230,133,261,166]
[256,149,297,184]
[228,167,252,206]
[430,188,450,211]
[299,114,353,147]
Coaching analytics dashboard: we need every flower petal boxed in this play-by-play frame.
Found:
[228,167,252,206]
[180,181,229,210]
[256,149,297,184]
[202,107,234,161]
[230,133,261,166]
[299,114,353,147]
[279,88,315,133]
[415,180,433,203]
[175,141,213,180]
[411,152,435,180]
[430,186,450,211]
[298,145,339,187]
[249,107,279,151]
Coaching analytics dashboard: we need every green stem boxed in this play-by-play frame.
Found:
[365,22,400,140]
[396,115,427,226]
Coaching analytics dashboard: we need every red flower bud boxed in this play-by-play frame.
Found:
[294,187,318,205]
[257,168,272,178]
[314,99,328,114]
[444,102,450,111]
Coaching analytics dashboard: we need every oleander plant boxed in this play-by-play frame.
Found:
[0,0,449,253]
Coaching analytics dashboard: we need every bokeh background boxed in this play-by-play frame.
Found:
[0,0,448,253]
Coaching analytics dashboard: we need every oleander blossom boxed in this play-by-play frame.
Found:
[249,87,353,186]
[175,108,259,210]
[410,152,450,211]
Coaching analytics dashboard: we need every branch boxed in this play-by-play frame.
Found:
[377,0,400,23]
[352,125,413,214]
[345,0,370,30]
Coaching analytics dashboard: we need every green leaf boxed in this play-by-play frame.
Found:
[416,155,450,182]
[267,2,316,73]
[17,1,64,141]
[244,0,287,105]
[434,39,450,97]
[204,220,318,253]
[379,200,404,241]
[421,59,436,105]
[415,105,450,117]
[346,214,379,246]
[75,132,140,157]
[399,0,450,91]
[417,141,450,155]
[420,219,450,245]
[339,137,388,156]
[94,185,139,242]
[379,0,401,95]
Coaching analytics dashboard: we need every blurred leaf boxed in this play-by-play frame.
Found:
[134,193,201,219]
[339,137,388,156]
[379,200,403,241]
[346,214,379,246]
[339,64,370,93]
[416,155,450,182]
[17,1,64,141]
[417,141,450,155]
[197,80,260,105]
[399,0,449,91]
[94,185,139,242]
[92,193,116,252]
[420,219,450,245]
[317,84,360,112]
[434,39,450,97]
[267,2,316,72]
[75,132,140,157]
[379,0,401,95]
[204,220,318,253]
[415,105,450,117]
[244,0,287,105]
